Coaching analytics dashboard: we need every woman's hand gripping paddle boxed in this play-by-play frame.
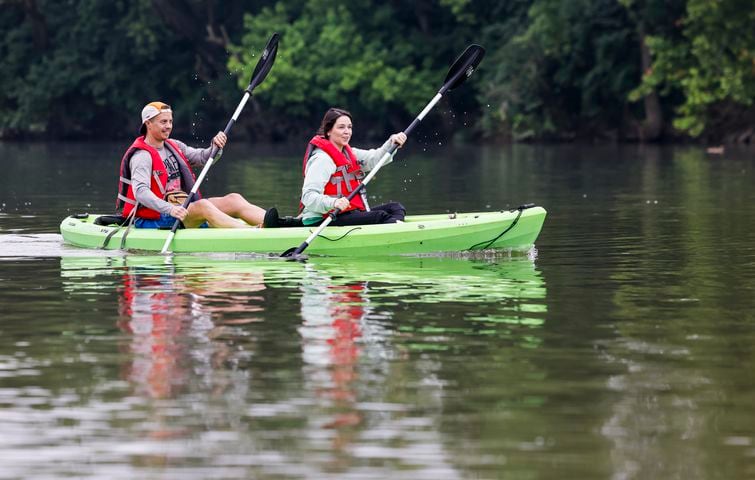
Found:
[281,44,485,260]
[160,33,280,254]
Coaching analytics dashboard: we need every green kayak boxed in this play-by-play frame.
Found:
[60,206,546,256]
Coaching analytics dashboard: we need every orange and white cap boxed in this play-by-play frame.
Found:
[139,101,171,134]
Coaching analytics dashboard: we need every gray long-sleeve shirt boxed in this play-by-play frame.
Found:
[130,140,213,215]
[300,138,394,223]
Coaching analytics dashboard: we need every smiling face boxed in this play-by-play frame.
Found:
[144,111,173,143]
[326,115,352,150]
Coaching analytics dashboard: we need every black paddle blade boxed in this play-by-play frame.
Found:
[441,44,485,93]
[247,32,280,92]
[270,249,308,261]
[281,247,308,262]
[281,244,304,257]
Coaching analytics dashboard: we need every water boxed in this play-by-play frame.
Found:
[0,142,754,479]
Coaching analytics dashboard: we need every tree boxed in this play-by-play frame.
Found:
[630,0,755,140]
[1,0,752,142]
[476,0,642,141]
[0,0,230,139]
[228,0,482,141]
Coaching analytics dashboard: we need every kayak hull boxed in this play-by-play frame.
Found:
[60,208,546,256]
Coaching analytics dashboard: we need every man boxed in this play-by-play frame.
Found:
[116,101,266,228]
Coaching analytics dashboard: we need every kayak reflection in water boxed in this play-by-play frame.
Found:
[116,101,267,229]
[266,107,407,229]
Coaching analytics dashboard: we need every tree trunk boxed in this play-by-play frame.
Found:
[638,26,663,141]
[149,0,228,80]
[412,1,431,34]
[23,0,48,50]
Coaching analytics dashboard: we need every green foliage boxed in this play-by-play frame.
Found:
[439,0,475,23]
[477,0,639,140]
[229,1,454,138]
[0,0,752,141]
[0,0,209,138]
[633,0,755,136]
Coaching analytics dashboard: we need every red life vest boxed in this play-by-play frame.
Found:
[327,283,366,367]
[302,136,367,216]
[117,271,189,399]
[116,137,198,219]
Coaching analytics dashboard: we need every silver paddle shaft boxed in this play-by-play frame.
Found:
[159,91,251,254]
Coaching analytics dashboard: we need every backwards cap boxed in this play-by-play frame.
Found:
[139,101,171,135]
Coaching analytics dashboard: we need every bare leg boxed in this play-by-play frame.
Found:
[183,198,250,228]
[208,193,265,226]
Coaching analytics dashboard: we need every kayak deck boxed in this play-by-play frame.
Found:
[60,207,547,256]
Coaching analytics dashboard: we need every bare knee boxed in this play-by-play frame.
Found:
[224,193,244,203]
[180,199,215,227]
[196,198,213,208]
[189,198,214,214]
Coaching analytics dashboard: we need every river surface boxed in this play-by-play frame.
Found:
[0,141,753,479]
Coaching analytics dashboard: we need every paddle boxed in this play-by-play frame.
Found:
[281,44,486,260]
[160,32,280,254]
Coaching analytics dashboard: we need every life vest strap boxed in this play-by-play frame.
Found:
[118,171,165,201]
[117,194,136,206]
[153,171,166,195]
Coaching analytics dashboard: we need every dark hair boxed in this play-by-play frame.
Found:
[316,107,352,138]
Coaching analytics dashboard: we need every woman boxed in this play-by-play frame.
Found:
[298,107,407,227]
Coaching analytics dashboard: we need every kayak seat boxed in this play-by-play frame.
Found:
[94,215,129,226]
